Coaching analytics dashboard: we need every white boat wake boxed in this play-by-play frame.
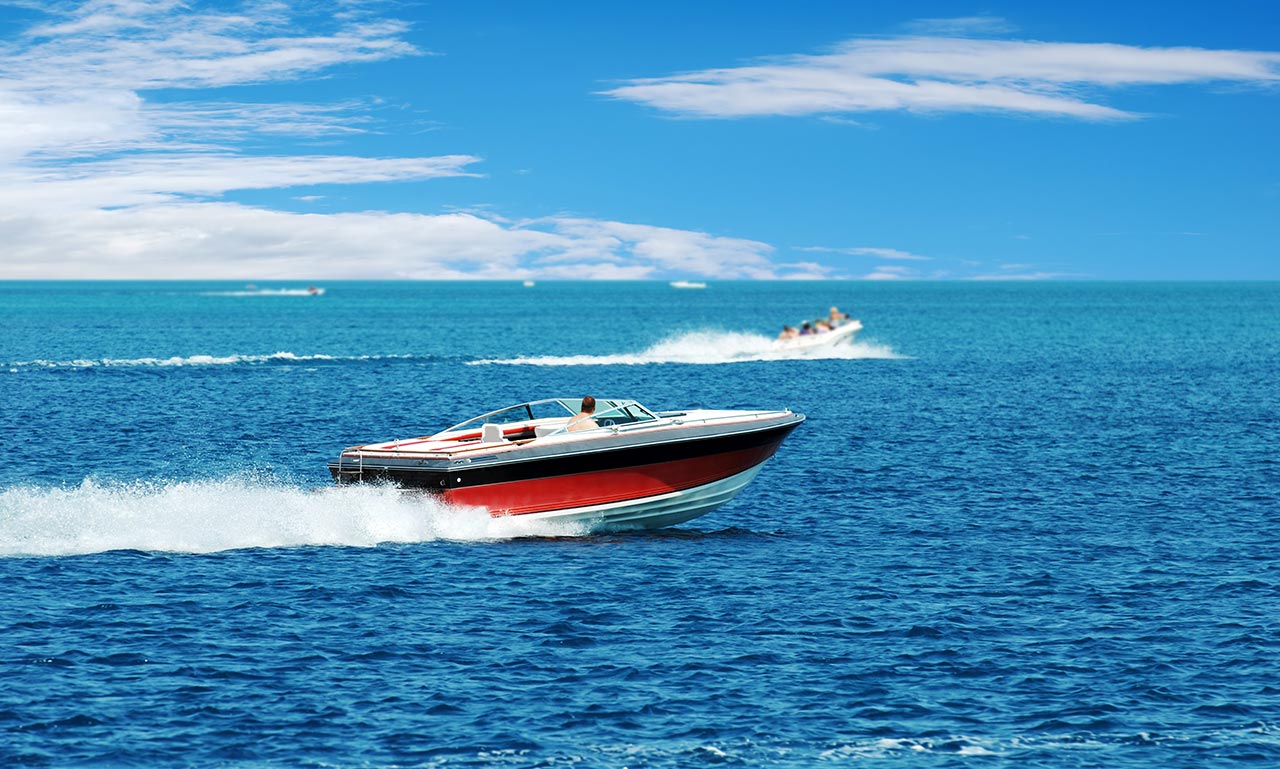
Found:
[0,476,589,557]
[4,352,417,370]
[470,329,902,366]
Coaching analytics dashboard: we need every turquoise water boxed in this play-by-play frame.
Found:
[2,281,1278,766]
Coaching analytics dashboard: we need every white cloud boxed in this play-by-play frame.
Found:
[12,1,418,91]
[0,154,483,211]
[0,4,1097,281]
[545,219,780,278]
[862,266,914,280]
[801,246,931,261]
[601,35,1280,120]
[902,16,1016,37]
[769,260,841,280]
[0,2,419,161]
[0,205,803,280]
[969,271,1072,281]
[0,1,829,281]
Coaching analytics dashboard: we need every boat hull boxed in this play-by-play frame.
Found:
[515,463,769,530]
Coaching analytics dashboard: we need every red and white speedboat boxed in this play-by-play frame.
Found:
[329,398,804,530]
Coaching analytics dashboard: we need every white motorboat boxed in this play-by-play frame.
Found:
[329,398,804,530]
[772,319,862,350]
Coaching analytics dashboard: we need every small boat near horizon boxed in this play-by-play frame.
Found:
[208,285,325,297]
[670,280,707,289]
[329,397,803,531]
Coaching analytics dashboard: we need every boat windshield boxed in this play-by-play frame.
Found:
[432,396,660,437]
[433,398,577,437]
[588,400,658,429]
[432,398,658,439]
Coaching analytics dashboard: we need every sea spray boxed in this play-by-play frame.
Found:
[0,475,588,557]
[471,328,903,366]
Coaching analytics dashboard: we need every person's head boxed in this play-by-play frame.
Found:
[580,396,596,414]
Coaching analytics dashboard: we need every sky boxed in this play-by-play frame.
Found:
[0,0,1277,281]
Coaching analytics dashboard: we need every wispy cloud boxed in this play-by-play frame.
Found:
[969,271,1073,281]
[0,1,462,196]
[800,246,932,261]
[601,35,1280,121]
[0,1,813,280]
[0,4,1120,281]
[901,16,1016,37]
[862,266,914,280]
[0,206,804,280]
[11,0,419,91]
[0,1,420,160]
[537,218,781,279]
[0,154,483,211]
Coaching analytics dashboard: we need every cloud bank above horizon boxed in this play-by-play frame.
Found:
[0,0,808,280]
[1,3,1275,280]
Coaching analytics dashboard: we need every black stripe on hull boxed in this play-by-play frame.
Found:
[329,420,801,491]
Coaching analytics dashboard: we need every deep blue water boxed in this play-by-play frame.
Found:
[2,281,1279,767]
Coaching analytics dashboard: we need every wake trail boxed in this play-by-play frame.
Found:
[470,329,903,366]
[4,352,420,370]
[0,475,589,557]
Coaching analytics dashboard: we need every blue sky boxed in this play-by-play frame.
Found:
[1,0,1277,280]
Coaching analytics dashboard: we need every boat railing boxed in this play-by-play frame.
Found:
[332,446,366,482]
[662,409,795,428]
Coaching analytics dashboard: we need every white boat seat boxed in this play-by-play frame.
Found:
[534,425,560,438]
[481,423,506,443]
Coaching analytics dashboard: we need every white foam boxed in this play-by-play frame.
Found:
[471,329,902,366]
[817,725,1280,760]
[820,737,1003,759]
[4,352,413,369]
[0,476,590,557]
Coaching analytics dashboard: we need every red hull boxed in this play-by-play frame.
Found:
[444,439,787,516]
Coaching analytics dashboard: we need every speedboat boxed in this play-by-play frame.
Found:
[328,398,804,530]
[670,280,707,289]
[772,319,862,351]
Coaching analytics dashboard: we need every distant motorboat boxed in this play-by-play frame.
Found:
[670,280,707,289]
[772,319,862,350]
[523,280,536,287]
[211,286,325,297]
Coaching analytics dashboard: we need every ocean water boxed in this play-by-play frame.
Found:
[1,280,1278,767]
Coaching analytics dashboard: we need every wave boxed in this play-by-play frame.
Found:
[0,476,589,557]
[5,352,416,370]
[817,723,1280,760]
[471,329,903,366]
